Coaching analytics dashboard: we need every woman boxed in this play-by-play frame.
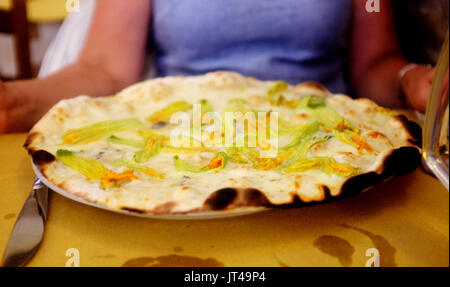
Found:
[0,0,435,133]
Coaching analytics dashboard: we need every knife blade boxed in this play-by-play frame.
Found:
[2,177,49,267]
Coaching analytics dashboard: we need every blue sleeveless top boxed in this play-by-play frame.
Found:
[151,0,352,93]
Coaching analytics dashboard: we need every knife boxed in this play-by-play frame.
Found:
[2,177,49,267]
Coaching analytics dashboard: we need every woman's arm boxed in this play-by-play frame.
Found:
[0,0,151,133]
[350,0,433,111]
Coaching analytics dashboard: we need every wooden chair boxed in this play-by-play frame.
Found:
[0,0,32,80]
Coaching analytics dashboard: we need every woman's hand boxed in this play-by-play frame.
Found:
[0,0,151,134]
[0,80,6,133]
[0,80,16,133]
[350,0,435,112]
[0,80,36,133]
[400,65,435,113]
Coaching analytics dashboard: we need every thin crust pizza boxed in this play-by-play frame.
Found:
[24,72,422,215]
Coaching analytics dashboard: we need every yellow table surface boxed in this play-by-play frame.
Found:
[0,133,448,267]
[0,0,68,23]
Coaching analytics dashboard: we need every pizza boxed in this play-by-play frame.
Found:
[24,72,422,215]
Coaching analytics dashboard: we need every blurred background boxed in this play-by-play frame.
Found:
[0,0,68,80]
[0,0,448,81]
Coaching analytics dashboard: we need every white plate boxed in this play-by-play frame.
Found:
[32,163,268,220]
